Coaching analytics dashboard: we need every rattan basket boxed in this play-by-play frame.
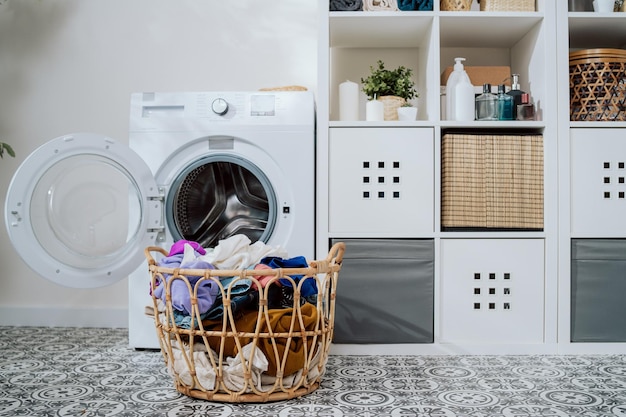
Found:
[441,133,544,230]
[479,0,535,11]
[146,242,345,403]
[379,95,406,120]
[441,0,473,11]
[569,48,626,122]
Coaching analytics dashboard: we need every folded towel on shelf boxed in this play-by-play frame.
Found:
[363,0,398,11]
[398,0,432,10]
[330,0,363,10]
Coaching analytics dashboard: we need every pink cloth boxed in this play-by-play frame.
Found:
[251,264,281,290]
[168,240,206,256]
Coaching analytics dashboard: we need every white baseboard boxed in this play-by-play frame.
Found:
[0,307,128,328]
[330,342,626,356]
[330,343,560,356]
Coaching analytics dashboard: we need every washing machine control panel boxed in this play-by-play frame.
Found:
[211,98,229,115]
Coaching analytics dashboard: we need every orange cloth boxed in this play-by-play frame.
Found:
[201,303,318,376]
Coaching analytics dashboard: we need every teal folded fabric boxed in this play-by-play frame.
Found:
[398,0,433,10]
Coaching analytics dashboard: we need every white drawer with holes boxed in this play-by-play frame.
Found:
[328,127,434,236]
[571,129,626,237]
[440,239,545,344]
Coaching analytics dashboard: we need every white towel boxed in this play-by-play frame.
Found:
[363,0,398,10]
[200,234,288,270]
[170,342,217,390]
[222,343,269,392]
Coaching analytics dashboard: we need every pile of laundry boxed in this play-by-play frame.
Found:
[150,235,325,392]
[151,234,317,327]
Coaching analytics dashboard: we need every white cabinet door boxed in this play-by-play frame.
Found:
[571,128,626,237]
[440,239,545,344]
[329,127,434,236]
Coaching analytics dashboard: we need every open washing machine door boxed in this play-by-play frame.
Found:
[5,133,161,288]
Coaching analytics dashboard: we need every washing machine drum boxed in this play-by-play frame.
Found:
[166,155,277,249]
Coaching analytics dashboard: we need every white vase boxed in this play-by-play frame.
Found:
[593,0,614,12]
[397,106,418,121]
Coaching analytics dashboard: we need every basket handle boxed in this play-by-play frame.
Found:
[144,246,168,266]
[327,241,345,264]
[309,242,345,273]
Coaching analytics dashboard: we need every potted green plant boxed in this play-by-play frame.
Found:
[0,142,15,159]
[361,60,418,120]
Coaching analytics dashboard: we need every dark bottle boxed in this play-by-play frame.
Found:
[516,93,536,121]
[506,74,526,120]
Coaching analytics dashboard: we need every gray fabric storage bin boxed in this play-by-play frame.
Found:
[571,239,626,342]
[330,238,434,343]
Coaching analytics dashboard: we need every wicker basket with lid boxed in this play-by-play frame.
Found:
[569,48,626,122]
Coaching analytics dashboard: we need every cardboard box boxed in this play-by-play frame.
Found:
[441,66,511,87]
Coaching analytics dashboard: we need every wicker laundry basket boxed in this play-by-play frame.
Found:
[441,133,544,230]
[569,48,626,122]
[146,242,345,403]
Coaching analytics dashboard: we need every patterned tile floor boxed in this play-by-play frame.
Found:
[1,327,626,416]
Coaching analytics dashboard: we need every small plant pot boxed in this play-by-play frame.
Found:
[379,96,405,121]
[397,106,418,121]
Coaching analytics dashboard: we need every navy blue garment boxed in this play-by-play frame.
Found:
[398,0,433,10]
[260,256,317,297]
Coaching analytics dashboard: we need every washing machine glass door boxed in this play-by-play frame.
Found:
[5,133,161,288]
[165,153,277,249]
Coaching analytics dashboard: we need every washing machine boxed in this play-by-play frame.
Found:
[4,91,315,349]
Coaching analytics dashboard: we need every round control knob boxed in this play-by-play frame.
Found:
[211,98,229,115]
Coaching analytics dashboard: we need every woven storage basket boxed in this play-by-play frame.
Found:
[479,0,535,11]
[379,95,406,121]
[441,0,473,11]
[569,48,626,122]
[146,242,345,403]
[441,133,544,230]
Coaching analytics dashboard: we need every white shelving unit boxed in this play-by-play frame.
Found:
[556,3,626,354]
[318,0,626,355]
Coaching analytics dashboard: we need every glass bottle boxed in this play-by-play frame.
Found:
[516,93,536,121]
[496,84,513,120]
[475,83,498,121]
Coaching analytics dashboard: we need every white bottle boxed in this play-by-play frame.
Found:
[445,57,475,121]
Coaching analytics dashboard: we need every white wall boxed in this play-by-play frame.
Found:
[0,0,318,327]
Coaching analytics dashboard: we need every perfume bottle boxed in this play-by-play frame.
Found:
[506,74,526,120]
[516,93,536,121]
[475,83,498,121]
[496,84,513,120]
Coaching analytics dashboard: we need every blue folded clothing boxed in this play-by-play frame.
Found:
[398,0,433,10]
